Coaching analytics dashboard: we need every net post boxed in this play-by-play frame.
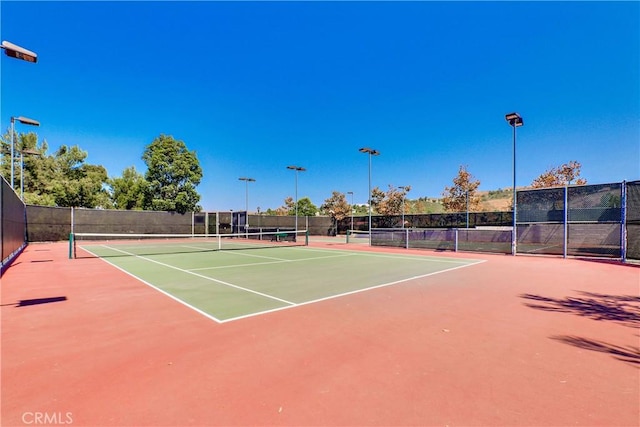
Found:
[305,230,309,246]
[346,229,351,244]
[405,228,409,249]
[68,233,74,259]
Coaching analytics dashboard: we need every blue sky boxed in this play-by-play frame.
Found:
[1,1,638,212]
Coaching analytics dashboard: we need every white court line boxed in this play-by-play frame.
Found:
[219,259,487,323]
[177,245,290,262]
[288,245,479,264]
[524,244,562,253]
[188,252,357,271]
[99,245,296,306]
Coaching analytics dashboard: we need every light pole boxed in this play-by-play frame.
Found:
[399,186,410,228]
[286,165,306,231]
[10,116,40,190]
[359,147,380,245]
[505,112,523,256]
[238,177,255,234]
[347,191,354,231]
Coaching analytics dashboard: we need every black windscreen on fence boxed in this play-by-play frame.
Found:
[73,208,196,234]
[1,177,26,272]
[515,183,623,258]
[566,183,622,258]
[626,181,640,260]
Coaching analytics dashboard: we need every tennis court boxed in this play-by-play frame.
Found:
[75,231,483,322]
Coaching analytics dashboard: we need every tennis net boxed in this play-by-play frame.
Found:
[70,229,308,259]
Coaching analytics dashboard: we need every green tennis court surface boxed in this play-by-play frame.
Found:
[79,242,483,322]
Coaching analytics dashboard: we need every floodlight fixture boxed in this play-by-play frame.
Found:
[505,112,523,127]
[359,147,380,156]
[2,41,38,63]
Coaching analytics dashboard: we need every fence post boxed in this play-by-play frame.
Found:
[405,228,409,249]
[563,186,568,259]
[621,181,627,262]
[454,228,459,252]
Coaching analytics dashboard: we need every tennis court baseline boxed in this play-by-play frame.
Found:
[79,241,484,322]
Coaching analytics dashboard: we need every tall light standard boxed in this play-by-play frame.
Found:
[10,116,40,190]
[286,165,306,231]
[399,186,410,228]
[359,147,380,245]
[347,191,354,231]
[238,177,255,234]
[505,112,523,256]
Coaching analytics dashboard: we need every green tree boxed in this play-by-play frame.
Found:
[108,166,148,210]
[50,145,111,208]
[2,132,111,208]
[289,197,318,216]
[142,134,202,213]
[442,165,481,213]
[1,132,51,204]
[280,196,318,216]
